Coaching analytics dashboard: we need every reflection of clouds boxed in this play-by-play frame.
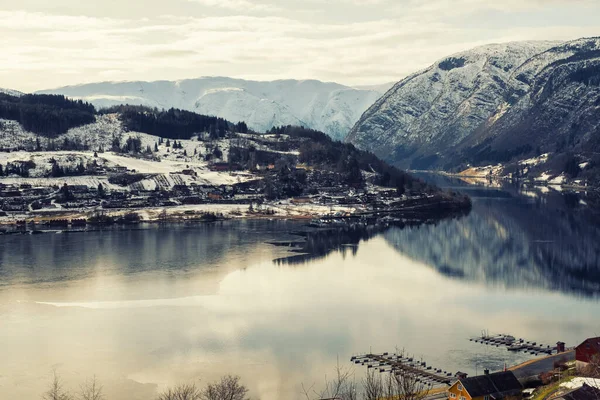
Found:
[2,226,600,400]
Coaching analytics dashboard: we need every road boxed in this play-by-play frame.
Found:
[511,350,575,380]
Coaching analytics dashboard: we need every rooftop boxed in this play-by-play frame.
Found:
[459,371,522,399]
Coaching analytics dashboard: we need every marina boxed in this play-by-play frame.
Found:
[351,353,456,386]
[469,332,564,356]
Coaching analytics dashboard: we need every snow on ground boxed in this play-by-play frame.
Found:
[459,164,505,177]
[548,174,565,185]
[0,151,108,178]
[535,172,552,182]
[0,119,38,149]
[560,377,600,390]
[0,176,118,190]
[579,162,589,169]
[519,153,549,167]
[0,150,257,188]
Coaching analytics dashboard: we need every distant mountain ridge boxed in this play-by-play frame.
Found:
[0,88,23,97]
[347,38,600,172]
[38,77,388,140]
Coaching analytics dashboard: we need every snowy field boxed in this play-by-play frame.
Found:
[0,149,257,189]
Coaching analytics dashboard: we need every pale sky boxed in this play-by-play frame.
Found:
[2,0,600,92]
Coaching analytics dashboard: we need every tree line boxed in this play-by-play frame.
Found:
[100,105,244,140]
[269,125,432,194]
[0,93,96,137]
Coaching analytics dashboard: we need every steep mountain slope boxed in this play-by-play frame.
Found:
[39,77,385,140]
[347,41,569,169]
[467,38,600,164]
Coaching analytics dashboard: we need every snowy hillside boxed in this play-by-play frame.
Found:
[347,41,560,169]
[38,77,386,140]
[1,88,23,97]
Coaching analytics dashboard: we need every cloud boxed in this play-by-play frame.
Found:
[185,0,279,12]
[0,2,599,92]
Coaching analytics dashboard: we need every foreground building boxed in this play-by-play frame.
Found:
[576,337,600,372]
[448,370,523,400]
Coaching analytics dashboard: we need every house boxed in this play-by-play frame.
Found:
[448,370,522,400]
[556,384,600,400]
[576,337,600,372]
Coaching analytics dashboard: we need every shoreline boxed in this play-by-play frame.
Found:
[0,202,349,227]
[412,170,596,192]
[0,195,472,230]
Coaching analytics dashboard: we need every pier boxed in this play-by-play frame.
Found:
[469,332,560,356]
[351,353,455,386]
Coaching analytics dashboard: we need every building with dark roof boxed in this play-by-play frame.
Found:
[557,384,600,400]
[448,370,523,400]
[576,337,600,372]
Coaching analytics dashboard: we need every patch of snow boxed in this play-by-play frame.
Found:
[548,174,565,185]
[519,153,549,167]
[535,172,552,182]
[560,377,600,390]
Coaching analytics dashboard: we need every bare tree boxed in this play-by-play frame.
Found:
[43,371,72,400]
[201,375,249,400]
[78,376,104,400]
[388,368,430,400]
[158,383,202,400]
[362,369,384,400]
[380,349,430,400]
[302,359,356,400]
[582,354,600,378]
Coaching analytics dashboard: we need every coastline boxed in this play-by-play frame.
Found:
[0,193,472,230]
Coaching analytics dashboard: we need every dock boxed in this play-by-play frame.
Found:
[351,353,455,386]
[469,332,560,356]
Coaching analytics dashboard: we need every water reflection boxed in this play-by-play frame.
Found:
[0,184,599,400]
[387,174,600,298]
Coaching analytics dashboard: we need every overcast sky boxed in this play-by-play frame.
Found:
[2,0,600,92]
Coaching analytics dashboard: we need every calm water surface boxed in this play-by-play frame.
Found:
[1,180,600,400]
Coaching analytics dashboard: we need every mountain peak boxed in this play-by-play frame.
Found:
[347,37,600,173]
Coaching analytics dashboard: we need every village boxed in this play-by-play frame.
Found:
[0,137,470,231]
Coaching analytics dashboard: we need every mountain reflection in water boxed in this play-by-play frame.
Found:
[276,176,600,298]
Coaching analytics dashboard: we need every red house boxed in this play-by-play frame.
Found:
[576,337,600,371]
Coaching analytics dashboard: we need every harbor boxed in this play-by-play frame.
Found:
[351,353,456,386]
[469,331,564,356]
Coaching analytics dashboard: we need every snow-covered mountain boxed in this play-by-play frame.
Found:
[38,77,386,140]
[347,39,600,170]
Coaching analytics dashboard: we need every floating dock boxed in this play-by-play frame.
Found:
[351,353,455,386]
[469,332,559,355]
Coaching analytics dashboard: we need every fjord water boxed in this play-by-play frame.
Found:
[1,182,600,400]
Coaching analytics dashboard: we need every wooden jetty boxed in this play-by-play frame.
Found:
[469,332,558,356]
[351,353,454,386]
